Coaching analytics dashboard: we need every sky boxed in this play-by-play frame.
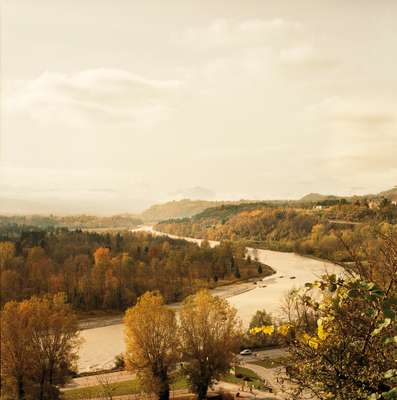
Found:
[1,0,397,214]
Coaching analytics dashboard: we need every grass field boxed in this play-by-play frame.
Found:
[223,366,266,391]
[62,365,269,399]
[62,375,188,400]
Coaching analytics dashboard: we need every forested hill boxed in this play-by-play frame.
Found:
[2,187,395,229]
[144,186,397,219]
[299,193,342,202]
[378,186,397,201]
[155,200,397,264]
[299,186,397,203]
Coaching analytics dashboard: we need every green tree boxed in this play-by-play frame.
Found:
[248,309,277,347]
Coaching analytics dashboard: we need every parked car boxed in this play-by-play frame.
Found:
[239,349,253,356]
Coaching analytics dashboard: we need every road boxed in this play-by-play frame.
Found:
[237,347,288,364]
[64,348,288,392]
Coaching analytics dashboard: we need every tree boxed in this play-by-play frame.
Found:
[124,291,178,400]
[0,301,32,400]
[179,290,242,400]
[250,232,397,400]
[249,309,273,329]
[1,294,79,400]
[234,264,241,279]
[286,274,396,399]
[248,309,277,347]
[0,241,15,268]
[28,294,80,400]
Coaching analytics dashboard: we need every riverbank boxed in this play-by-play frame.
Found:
[151,226,351,268]
[78,272,273,331]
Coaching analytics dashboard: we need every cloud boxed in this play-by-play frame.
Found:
[6,69,182,128]
[327,147,397,174]
[176,18,336,89]
[169,186,216,200]
[177,18,302,49]
[306,97,396,130]
[279,45,337,69]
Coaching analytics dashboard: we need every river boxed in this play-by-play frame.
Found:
[78,227,341,372]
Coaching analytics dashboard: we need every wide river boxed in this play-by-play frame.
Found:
[78,227,341,372]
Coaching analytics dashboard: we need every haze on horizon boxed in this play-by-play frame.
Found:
[1,0,396,214]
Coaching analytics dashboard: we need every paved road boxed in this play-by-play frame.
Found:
[237,347,288,363]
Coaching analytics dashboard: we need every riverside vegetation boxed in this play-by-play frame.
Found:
[1,201,396,400]
[0,229,273,309]
[155,200,397,264]
[248,232,397,400]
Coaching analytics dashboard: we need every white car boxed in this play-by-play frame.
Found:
[239,349,253,356]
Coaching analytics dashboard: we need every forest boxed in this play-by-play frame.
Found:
[155,200,397,264]
[0,214,143,230]
[0,228,273,310]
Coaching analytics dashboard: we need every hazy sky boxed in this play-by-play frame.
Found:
[1,0,397,214]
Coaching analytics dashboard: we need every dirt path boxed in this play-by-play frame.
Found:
[63,370,135,391]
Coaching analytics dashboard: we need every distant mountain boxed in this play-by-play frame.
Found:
[139,198,280,222]
[140,199,223,222]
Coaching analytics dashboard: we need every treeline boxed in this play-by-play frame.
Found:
[0,229,273,310]
[0,214,143,230]
[155,202,397,264]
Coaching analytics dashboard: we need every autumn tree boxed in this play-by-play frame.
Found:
[124,291,178,400]
[0,241,15,268]
[0,229,270,311]
[179,290,242,400]
[1,301,32,400]
[28,294,80,400]
[0,294,80,400]
[250,232,397,400]
[248,309,278,347]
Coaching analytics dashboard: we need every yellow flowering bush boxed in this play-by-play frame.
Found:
[249,325,274,335]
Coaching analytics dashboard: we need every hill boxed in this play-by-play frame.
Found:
[299,193,342,202]
[155,187,397,263]
[300,186,397,203]
[140,199,225,222]
[377,186,397,201]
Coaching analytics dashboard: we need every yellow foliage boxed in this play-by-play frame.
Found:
[278,324,291,336]
[317,318,328,341]
[249,325,274,335]
[302,333,320,349]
